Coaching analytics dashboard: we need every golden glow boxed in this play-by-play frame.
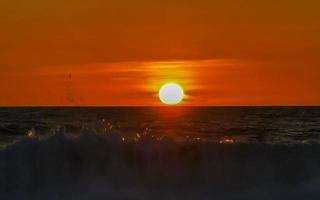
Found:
[159,83,184,105]
[1,59,320,106]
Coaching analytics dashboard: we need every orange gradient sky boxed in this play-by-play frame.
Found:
[0,0,319,106]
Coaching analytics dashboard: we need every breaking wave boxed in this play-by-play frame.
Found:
[1,129,320,199]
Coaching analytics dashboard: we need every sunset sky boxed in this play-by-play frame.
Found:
[0,0,319,106]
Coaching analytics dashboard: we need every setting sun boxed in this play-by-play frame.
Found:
[159,83,184,105]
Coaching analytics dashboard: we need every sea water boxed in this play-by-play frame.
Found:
[0,107,320,199]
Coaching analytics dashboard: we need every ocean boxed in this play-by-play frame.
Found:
[1,107,320,199]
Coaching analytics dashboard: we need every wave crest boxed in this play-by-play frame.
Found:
[1,130,320,199]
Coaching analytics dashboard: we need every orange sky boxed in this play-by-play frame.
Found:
[0,0,319,106]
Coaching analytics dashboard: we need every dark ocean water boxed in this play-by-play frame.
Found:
[1,107,320,199]
[0,107,320,146]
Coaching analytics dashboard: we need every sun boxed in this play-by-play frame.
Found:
[159,83,184,105]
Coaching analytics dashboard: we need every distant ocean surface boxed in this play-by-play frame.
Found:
[1,107,320,199]
[0,107,319,147]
